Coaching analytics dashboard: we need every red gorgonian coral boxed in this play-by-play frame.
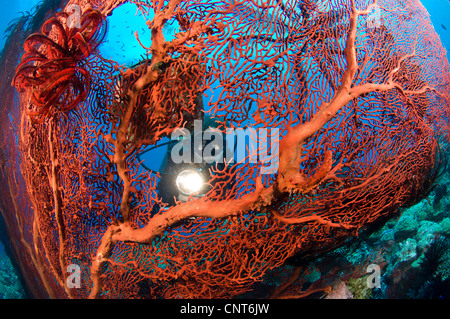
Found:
[0,0,449,299]
[12,8,106,123]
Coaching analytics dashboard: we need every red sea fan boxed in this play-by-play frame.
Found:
[2,0,450,299]
[12,8,106,123]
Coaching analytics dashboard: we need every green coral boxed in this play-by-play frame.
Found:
[436,250,450,281]
[346,276,372,299]
[0,256,26,299]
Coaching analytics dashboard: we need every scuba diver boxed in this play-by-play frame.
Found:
[121,59,236,212]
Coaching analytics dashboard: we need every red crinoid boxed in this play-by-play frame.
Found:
[12,8,106,123]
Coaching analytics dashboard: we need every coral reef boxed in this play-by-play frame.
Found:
[0,252,26,299]
[296,150,450,299]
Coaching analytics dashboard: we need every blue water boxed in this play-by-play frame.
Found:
[3,1,449,63]
[421,0,450,62]
[0,0,37,49]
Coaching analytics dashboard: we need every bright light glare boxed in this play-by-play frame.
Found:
[176,169,204,195]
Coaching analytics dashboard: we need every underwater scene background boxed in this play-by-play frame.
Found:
[1,0,450,299]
